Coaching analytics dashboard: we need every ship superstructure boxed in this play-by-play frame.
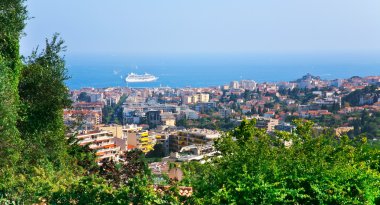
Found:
[125,73,158,83]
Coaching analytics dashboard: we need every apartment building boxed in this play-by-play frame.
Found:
[64,110,102,129]
[182,93,210,104]
[169,129,220,153]
[254,117,279,132]
[77,130,120,162]
[122,126,156,153]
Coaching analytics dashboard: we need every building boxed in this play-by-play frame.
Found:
[64,110,102,129]
[230,81,240,89]
[169,129,220,153]
[180,109,199,120]
[182,96,193,104]
[240,80,257,91]
[88,92,104,102]
[275,122,295,133]
[154,133,171,156]
[182,93,209,104]
[96,124,124,138]
[146,110,161,128]
[222,85,230,90]
[330,79,344,87]
[122,126,156,153]
[263,111,275,118]
[198,93,210,103]
[166,144,218,162]
[335,127,354,137]
[254,117,279,132]
[160,112,176,126]
[194,102,216,113]
[77,130,120,162]
[219,107,234,118]
[72,101,104,112]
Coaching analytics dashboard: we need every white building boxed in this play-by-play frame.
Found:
[240,80,257,91]
[230,81,240,89]
[77,130,120,162]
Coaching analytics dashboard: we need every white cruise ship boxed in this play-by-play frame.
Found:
[125,73,158,83]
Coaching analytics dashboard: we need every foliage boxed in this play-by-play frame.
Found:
[49,174,182,205]
[146,143,166,158]
[102,94,127,124]
[18,34,72,166]
[182,119,380,204]
[99,149,150,188]
[343,85,379,106]
[0,0,27,169]
[176,116,237,131]
[2,1,380,204]
[77,91,91,102]
[67,134,99,175]
[350,110,380,139]
[49,151,182,205]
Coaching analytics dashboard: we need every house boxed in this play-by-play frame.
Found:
[263,111,275,118]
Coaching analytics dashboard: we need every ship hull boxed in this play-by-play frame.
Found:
[125,77,159,83]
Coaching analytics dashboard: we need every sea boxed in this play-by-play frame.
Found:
[65,53,380,90]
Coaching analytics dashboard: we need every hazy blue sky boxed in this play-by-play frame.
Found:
[20,0,380,56]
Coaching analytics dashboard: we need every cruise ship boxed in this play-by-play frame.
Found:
[125,73,158,83]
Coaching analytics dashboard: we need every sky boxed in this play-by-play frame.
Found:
[20,0,380,57]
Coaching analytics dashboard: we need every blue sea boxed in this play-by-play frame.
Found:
[65,53,380,90]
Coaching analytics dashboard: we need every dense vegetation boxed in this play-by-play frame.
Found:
[181,119,380,204]
[343,85,379,106]
[349,110,380,139]
[0,0,27,172]
[1,1,380,204]
[286,109,380,139]
[102,94,127,124]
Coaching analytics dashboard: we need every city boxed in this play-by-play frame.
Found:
[1,0,380,204]
[66,74,380,175]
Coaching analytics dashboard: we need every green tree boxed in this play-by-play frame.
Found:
[18,34,72,166]
[183,119,380,204]
[78,92,91,102]
[99,149,150,188]
[67,134,99,175]
[0,0,27,169]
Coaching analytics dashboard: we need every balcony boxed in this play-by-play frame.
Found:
[140,137,149,142]
[89,141,115,149]
[96,147,120,155]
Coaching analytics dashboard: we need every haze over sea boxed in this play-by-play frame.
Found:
[66,53,380,90]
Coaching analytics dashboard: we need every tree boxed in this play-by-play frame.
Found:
[18,34,72,166]
[67,134,99,175]
[99,149,149,188]
[146,143,165,158]
[77,92,91,102]
[257,106,264,115]
[343,85,379,106]
[0,0,27,169]
[183,119,380,204]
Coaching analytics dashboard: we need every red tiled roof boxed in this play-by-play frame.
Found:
[127,145,136,150]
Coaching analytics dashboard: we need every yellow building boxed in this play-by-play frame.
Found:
[126,131,156,153]
[182,93,209,104]
[182,96,193,104]
[198,93,210,103]
[122,125,155,153]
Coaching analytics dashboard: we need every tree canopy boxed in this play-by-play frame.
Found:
[181,119,380,204]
